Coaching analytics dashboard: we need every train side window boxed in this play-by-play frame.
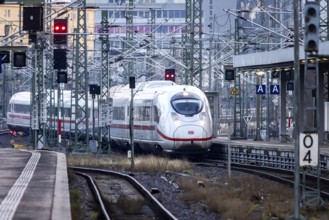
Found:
[143,106,151,121]
[113,107,125,120]
[64,108,71,117]
[14,104,30,114]
[153,106,160,123]
[134,106,151,121]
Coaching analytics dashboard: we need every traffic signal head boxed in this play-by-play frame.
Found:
[57,71,68,83]
[165,69,175,82]
[23,7,43,32]
[304,2,319,52]
[13,52,26,67]
[225,69,235,80]
[54,49,67,70]
[53,19,68,45]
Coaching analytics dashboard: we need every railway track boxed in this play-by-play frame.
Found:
[69,166,177,220]
[197,160,329,201]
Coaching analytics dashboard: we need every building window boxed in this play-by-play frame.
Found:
[156,10,162,18]
[163,10,168,18]
[139,11,144,18]
[181,10,185,18]
[175,10,180,18]
[169,10,175,18]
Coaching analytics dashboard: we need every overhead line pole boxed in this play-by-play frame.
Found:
[72,0,89,152]
[125,0,134,83]
[99,10,111,153]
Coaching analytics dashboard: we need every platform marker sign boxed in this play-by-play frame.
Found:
[299,133,318,167]
[256,85,266,95]
[270,85,280,94]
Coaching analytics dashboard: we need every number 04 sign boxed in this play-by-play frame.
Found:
[299,133,319,167]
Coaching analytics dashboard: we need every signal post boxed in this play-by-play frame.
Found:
[290,1,323,219]
[300,0,323,208]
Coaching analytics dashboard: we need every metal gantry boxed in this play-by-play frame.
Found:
[44,0,57,148]
[31,33,47,150]
[183,0,203,88]
[125,0,134,81]
[99,10,111,153]
[232,15,244,139]
[71,0,89,152]
[320,0,329,41]
[232,75,244,138]
[146,8,156,80]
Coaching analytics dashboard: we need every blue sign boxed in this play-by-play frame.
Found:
[270,85,280,94]
[256,85,266,95]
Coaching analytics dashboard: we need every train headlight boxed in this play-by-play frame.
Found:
[171,112,180,125]
[199,112,207,125]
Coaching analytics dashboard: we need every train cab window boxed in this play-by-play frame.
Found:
[171,92,203,116]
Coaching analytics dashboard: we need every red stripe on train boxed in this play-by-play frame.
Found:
[110,124,155,130]
[156,128,212,142]
[8,114,31,120]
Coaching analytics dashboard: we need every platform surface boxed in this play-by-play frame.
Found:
[0,148,71,220]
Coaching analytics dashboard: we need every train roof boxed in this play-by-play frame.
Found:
[9,92,31,105]
[110,80,206,101]
[9,90,98,108]
[110,81,176,99]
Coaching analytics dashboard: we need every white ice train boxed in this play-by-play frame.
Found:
[6,91,32,133]
[6,90,98,134]
[6,81,213,155]
[109,81,213,155]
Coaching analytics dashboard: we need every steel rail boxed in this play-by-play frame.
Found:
[195,160,329,200]
[69,166,178,220]
[74,171,111,220]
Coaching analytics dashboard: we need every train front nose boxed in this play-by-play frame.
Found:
[173,125,211,153]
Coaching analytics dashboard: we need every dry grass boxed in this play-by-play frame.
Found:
[67,154,329,219]
[67,154,191,172]
[177,173,329,220]
[70,188,83,220]
[117,195,147,214]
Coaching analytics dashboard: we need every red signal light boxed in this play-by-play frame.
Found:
[54,19,68,44]
[54,23,67,33]
[164,69,175,82]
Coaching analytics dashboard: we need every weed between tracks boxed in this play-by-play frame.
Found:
[67,154,192,172]
[67,154,329,220]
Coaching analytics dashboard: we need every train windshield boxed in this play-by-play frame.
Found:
[171,96,203,116]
